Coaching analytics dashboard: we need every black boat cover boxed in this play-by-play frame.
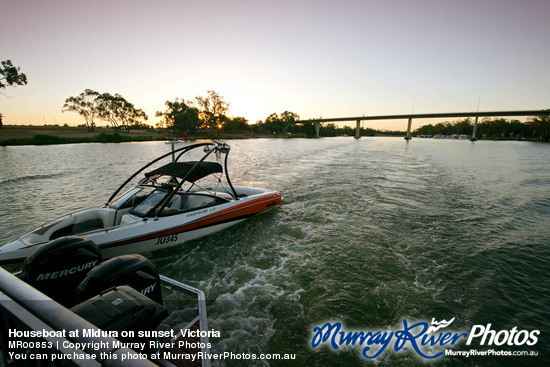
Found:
[145,161,222,182]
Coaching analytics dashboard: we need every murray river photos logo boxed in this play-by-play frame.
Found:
[310,318,540,360]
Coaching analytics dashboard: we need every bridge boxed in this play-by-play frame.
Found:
[300,109,550,141]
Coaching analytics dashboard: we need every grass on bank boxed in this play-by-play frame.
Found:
[0,133,159,146]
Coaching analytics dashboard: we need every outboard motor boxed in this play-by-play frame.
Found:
[20,236,102,307]
[76,254,163,305]
[71,285,168,355]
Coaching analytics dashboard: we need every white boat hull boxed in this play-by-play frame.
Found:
[0,189,282,265]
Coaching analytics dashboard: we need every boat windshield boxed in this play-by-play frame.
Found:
[110,187,142,209]
[130,189,168,217]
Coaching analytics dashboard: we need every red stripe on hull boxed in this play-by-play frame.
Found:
[102,194,282,249]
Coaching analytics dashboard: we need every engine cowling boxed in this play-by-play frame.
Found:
[76,254,163,305]
[20,236,102,307]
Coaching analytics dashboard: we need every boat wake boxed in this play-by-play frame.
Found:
[0,172,66,187]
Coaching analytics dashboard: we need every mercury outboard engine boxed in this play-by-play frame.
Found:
[72,285,168,355]
[76,254,163,305]
[20,236,102,307]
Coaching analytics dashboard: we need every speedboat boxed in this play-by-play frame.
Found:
[0,141,282,265]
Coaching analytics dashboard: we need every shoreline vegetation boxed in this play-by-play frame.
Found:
[0,124,548,147]
[2,85,548,145]
[0,125,171,146]
[1,77,549,145]
[0,124,403,146]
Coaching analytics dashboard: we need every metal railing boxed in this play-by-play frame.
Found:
[0,266,157,367]
[159,275,210,367]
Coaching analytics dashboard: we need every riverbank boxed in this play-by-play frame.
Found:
[0,125,163,145]
[1,125,544,146]
[0,125,281,146]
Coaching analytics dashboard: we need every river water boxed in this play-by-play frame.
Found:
[0,138,549,366]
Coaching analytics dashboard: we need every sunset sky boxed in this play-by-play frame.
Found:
[1,0,549,130]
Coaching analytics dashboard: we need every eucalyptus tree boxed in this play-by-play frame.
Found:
[62,89,100,132]
[96,93,148,132]
[222,116,249,134]
[195,90,230,132]
[263,111,299,134]
[527,115,550,142]
[1,59,28,128]
[280,111,299,133]
[0,59,27,91]
[156,98,199,133]
[264,113,282,133]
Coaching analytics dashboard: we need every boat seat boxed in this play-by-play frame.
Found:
[214,193,234,201]
[193,190,234,201]
[185,195,215,210]
[159,194,187,216]
[120,214,140,225]
[169,195,184,209]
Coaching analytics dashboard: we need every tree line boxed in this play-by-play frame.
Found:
[157,104,381,137]
[5,59,548,140]
[62,88,550,139]
[414,117,550,141]
[65,88,379,137]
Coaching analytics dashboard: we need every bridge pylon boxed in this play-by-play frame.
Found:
[405,118,412,140]
[355,120,361,139]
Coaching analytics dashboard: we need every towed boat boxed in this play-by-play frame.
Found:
[0,141,282,265]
